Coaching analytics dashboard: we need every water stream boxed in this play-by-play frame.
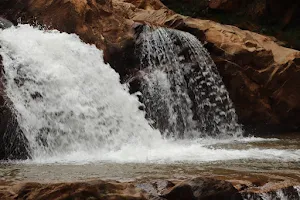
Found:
[136,26,242,138]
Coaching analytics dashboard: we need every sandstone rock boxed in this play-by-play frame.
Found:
[1,178,300,200]
[122,4,300,130]
[0,180,148,200]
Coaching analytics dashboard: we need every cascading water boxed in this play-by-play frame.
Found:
[135,26,242,138]
[0,24,161,159]
[0,24,299,164]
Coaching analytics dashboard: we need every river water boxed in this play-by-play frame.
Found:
[1,133,299,183]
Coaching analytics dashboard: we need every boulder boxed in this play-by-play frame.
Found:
[0,180,148,200]
[121,2,300,130]
[0,17,13,29]
[161,177,243,200]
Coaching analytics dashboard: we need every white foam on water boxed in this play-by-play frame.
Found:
[0,25,299,165]
[22,137,300,164]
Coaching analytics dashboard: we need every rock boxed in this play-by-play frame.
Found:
[0,180,148,200]
[137,180,175,197]
[208,0,241,11]
[123,3,300,131]
[161,177,243,200]
[163,0,300,50]
[0,17,13,29]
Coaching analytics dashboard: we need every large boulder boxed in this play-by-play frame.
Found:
[161,177,242,200]
[162,0,300,50]
[118,2,300,131]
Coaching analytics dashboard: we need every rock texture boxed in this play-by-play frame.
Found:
[0,0,299,131]
[161,177,242,200]
[0,180,148,200]
[0,178,243,200]
[0,177,299,200]
[114,1,300,130]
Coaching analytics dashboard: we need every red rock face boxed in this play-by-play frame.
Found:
[0,0,299,131]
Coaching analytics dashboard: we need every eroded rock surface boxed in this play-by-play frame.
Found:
[0,178,299,200]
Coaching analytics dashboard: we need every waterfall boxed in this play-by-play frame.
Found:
[0,24,161,159]
[1,24,298,164]
[135,26,242,138]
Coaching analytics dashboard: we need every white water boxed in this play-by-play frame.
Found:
[136,26,242,138]
[295,186,300,197]
[0,25,300,164]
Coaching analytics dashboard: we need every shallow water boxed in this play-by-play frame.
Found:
[1,134,299,183]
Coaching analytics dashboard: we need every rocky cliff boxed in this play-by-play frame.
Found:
[162,0,300,50]
[0,0,299,132]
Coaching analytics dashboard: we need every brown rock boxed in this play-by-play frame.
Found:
[209,0,241,11]
[161,177,242,200]
[0,180,148,200]
[125,4,300,130]
[15,181,146,200]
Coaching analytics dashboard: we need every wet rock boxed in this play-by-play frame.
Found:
[137,180,175,197]
[161,177,243,200]
[1,178,300,200]
[3,180,147,200]
[0,17,13,29]
[127,6,300,132]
